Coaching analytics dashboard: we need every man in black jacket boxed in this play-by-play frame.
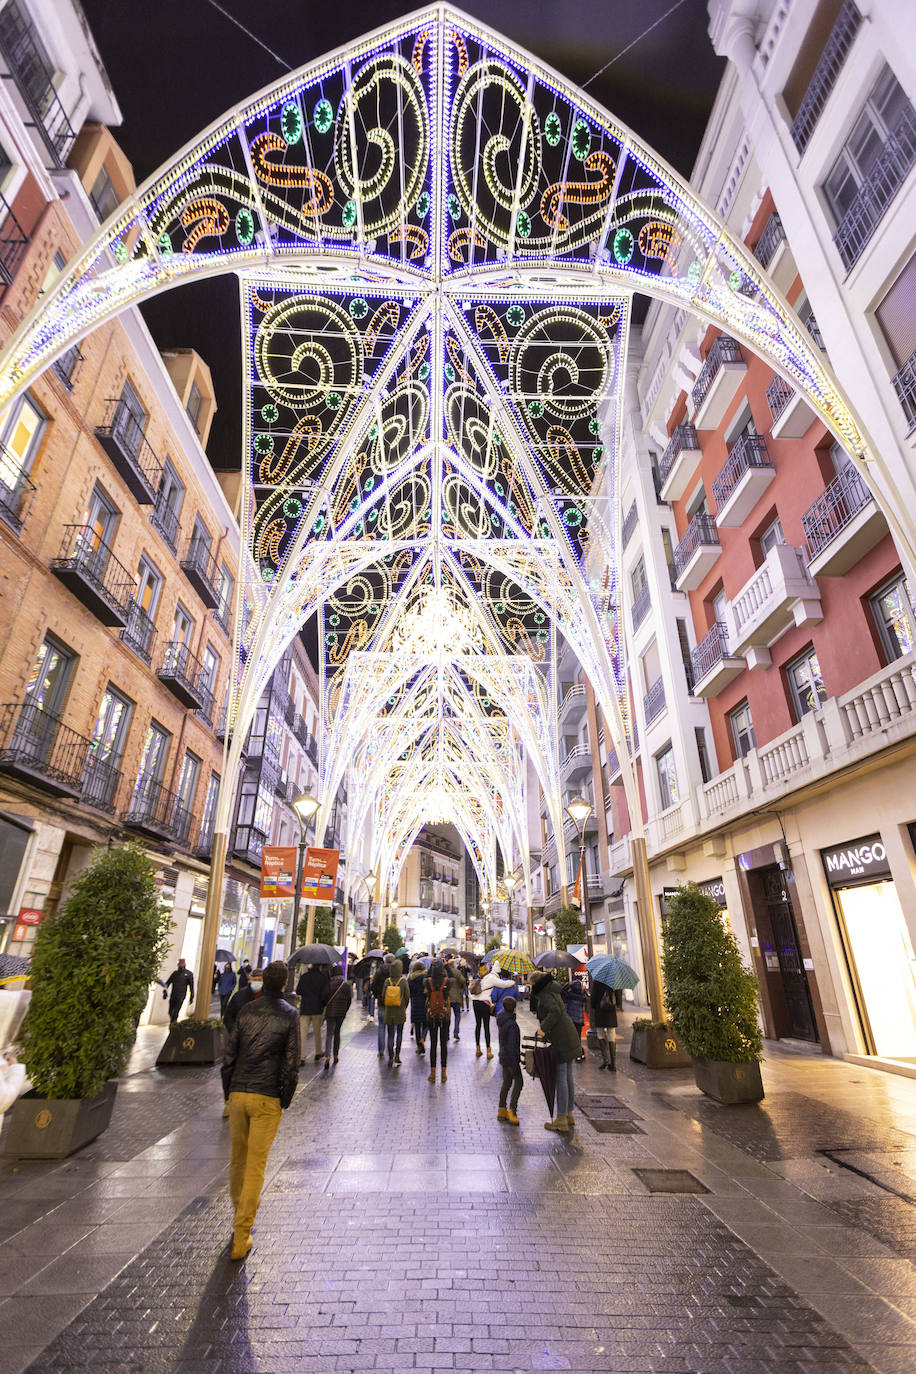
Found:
[221,960,299,1260]
[163,959,194,1023]
[296,962,329,1061]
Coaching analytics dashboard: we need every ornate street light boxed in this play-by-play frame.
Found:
[565,795,594,953]
[504,870,520,949]
[292,792,320,946]
[362,870,377,956]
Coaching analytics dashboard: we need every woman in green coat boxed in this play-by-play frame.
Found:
[382,959,409,1067]
[531,972,581,1133]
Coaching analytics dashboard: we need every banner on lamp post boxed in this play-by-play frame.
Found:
[260,846,298,898]
[302,847,340,902]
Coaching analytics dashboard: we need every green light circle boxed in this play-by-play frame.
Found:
[313,98,333,134]
[350,297,368,319]
[688,259,702,284]
[416,190,430,218]
[588,416,599,435]
[418,361,430,381]
[445,363,455,382]
[283,498,301,517]
[507,303,525,327]
[326,391,342,410]
[613,227,634,265]
[516,210,531,239]
[236,207,255,245]
[254,433,273,454]
[114,241,128,263]
[571,119,591,161]
[528,399,544,418]
[342,199,358,228]
[329,614,340,626]
[281,102,302,145]
[728,268,742,292]
[261,403,278,423]
[158,233,173,258]
[545,111,562,146]
[447,194,461,220]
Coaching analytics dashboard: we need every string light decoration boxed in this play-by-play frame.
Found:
[0,5,896,895]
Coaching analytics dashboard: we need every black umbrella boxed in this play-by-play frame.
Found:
[215,949,234,962]
[535,950,583,969]
[363,948,386,959]
[533,1043,558,1117]
[352,955,383,977]
[288,944,338,966]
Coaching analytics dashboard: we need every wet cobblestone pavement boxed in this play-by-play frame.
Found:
[0,1013,915,1373]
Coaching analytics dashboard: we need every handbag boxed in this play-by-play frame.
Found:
[599,988,613,1012]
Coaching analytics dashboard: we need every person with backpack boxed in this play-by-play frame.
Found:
[531,970,582,1134]
[496,995,523,1124]
[561,975,587,1061]
[370,960,389,1057]
[382,959,409,1066]
[447,961,466,1041]
[425,960,450,1083]
[320,964,353,1069]
[590,978,619,1070]
[408,959,428,1054]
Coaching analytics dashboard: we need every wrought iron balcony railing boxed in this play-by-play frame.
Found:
[0,443,36,532]
[659,424,700,487]
[0,189,29,286]
[673,513,720,579]
[120,600,157,665]
[752,212,786,269]
[766,375,793,423]
[631,581,651,631]
[150,491,181,551]
[790,0,862,155]
[52,344,83,391]
[711,434,771,509]
[180,535,221,608]
[158,640,206,709]
[801,465,874,559]
[692,337,743,414]
[0,1,76,166]
[231,823,268,865]
[834,104,916,270]
[80,753,122,814]
[621,499,638,548]
[49,525,135,626]
[643,676,666,726]
[95,398,162,504]
[891,349,916,433]
[124,772,196,847]
[690,621,732,686]
[195,683,216,728]
[0,700,91,797]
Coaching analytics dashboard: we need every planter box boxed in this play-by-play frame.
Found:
[3,1080,117,1159]
[693,1057,764,1104]
[156,1023,225,1065]
[629,1026,691,1068]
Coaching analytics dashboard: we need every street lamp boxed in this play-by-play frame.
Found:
[362,870,377,955]
[504,871,520,948]
[565,795,594,953]
[481,897,490,948]
[292,792,320,946]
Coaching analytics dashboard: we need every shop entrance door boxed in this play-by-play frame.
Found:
[835,881,916,1059]
[761,866,819,1042]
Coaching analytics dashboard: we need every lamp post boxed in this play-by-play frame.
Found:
[481,897,490,949]
[566,795,594,953]
[504,871,519,948]
[362,870,377,956]
[291,792,320,946]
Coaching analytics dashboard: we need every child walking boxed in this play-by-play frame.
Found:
[496,995,523,1125]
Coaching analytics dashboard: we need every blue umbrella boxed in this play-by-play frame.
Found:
[586,955,640,991]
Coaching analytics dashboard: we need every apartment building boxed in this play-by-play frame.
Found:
[596,0,916,1069]
[0,2,242,1005]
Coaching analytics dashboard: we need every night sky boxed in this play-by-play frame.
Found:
[80,0,725,468]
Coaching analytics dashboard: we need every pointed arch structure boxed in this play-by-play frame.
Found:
[0,6,907,1019]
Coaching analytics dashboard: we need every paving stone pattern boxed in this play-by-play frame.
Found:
[10,1013,886,1373]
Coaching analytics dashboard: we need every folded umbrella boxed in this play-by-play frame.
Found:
[586,955,640,990]
[533,1042,558,1117]
[535,950,583,969]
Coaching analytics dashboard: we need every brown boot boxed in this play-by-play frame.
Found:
[486,1047,494,1059]
[230,1230,252,1260]
[544,1114,569,1132]
[441,1068,447,1082]
[428,1070,436,1083]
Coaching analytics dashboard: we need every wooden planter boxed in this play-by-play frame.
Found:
[3,1080,117,1159]
[156,1023,225,1065]
[693,1057,764,1104]
[629,1025,691,1068]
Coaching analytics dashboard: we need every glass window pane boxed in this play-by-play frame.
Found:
[872,576,916,660]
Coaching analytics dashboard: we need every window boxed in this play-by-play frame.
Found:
[191,516,211,554]
[686,485,709,519]
[760,516,786,556]
[83,485,118,549]
[828,440,854,477]
[25,635,74,715]
[630,557,647,597]
[655,745,679,810]
[824,66,911,224]
[176,752,201,811]
[786,647,827,719]
[137,721,170,785]
[729,700,757,759]
[116,379,147,457]
[712,588,729,624]
[38,250,66,297]
[153,459,184,547]
[171,602,194,645]
[89,165,120,222]
[0,393,45,485]
[186,381,203,433]
[870,573,916,662]
[876,252,916,371]
[201,644,219,693]
[89,686,131,766]
[725,403,757,447]
[695,726,712,784]
[135,557,161,617]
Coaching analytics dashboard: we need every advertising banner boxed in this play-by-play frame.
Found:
[260,846,297,898]
[301,847,340,902]
[16,907,42,925]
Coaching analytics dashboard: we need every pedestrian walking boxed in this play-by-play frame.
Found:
[371,960,389,1056]
[320,963,353,1068]
[296,962,329,1061]
[531,971,582,1134]
[459,958,471,1010]
[221,969,263,1117]
[162,958,194,1023]
[382,959,408,1066]
[561,975,587,1060]
[469,965,493,1057]
[425,960,450,1083]
[238,959,252,990]
[447,960,466,1041]
[496,995,523,1124]
[221,960,299,1260]
[217,961,237,1019]
[590,979,618,1071]
[408,959,428,1053]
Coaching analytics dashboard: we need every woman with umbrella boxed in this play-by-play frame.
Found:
[561,975,588,1061]
[586,955,638,1072]
[530,971,582,1133]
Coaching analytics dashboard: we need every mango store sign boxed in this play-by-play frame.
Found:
[821,834,891,887]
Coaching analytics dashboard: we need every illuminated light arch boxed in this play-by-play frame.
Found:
[1,7,907,1010]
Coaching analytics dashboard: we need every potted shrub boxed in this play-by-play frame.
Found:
[156,1015,225,1065]
[628,1017,692,1068]
[661,882,764,1104]
[4,845,172,1158]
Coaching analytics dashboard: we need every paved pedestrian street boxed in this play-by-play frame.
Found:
[2,1011,916,1374]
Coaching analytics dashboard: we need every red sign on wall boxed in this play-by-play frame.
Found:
[17,908,42,926]
[302,848,340,903]
[260,846,297,897]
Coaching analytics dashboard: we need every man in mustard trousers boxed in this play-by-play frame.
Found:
[221,960,299,1259]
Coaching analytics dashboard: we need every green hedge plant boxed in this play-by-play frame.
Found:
[661,882,762,1063]
[381,923,403,955]
[21,845,172,1098]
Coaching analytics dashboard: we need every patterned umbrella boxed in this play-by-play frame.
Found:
[586,955,640,990]
[488,948,537,979]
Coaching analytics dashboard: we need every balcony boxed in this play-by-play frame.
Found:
[559,683,587,724]
[120,601,157,665]
[49,525,134,627]
[752,212,785,270]
[712,434,775,529]
[643,676,666,727]
[0,190,28,290]
[631,582,652,632]
[790,0,862,155]
[728,543,822,664]
[80,753,122,814]
[621,500,638,548]
[0,701,91,798]
[195,683,216,729]
[766,375,815,440]
[659,424,701,503]
[94,399,162,505]
[560,742,592,782]
[150,492,181,552]
[834,104,916,271]
[51,345,83,392]
[673,513,720,591]
[195,829,215,861]
[180,535,221,609]
[689,621,745,697]
[606,746,621,781]
[0,2,76,166]
[891,349,916,433]
[802,466,887,577]
[692,337,745,430]
[157,640,206,709]
[0,445,36,532]
[124,773,196,847]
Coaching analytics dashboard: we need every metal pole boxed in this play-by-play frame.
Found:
[292,838,305,948]
[508,895,513,949]
[303,815,316,944]
[579,829,592,954]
